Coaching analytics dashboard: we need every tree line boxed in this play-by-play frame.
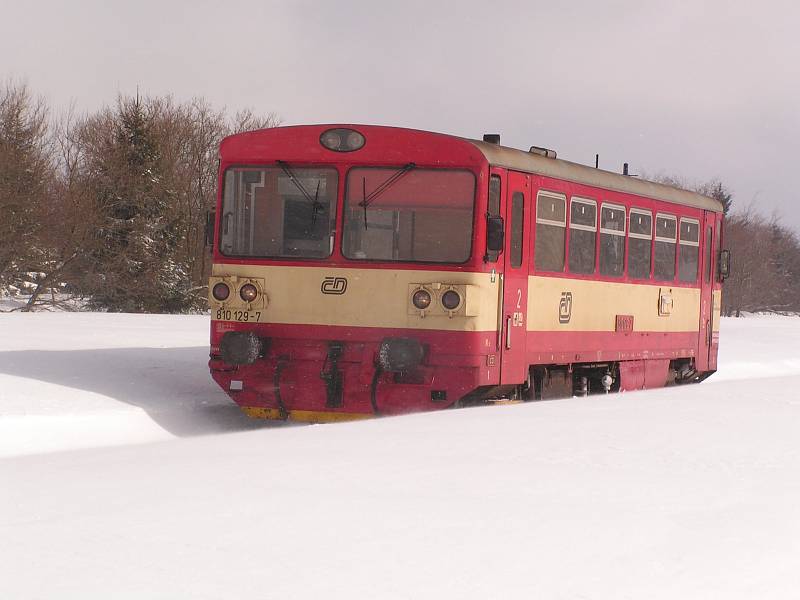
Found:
[653,174,800,316]
[0,80,277,312]
[2,80,799,315]
[721,208,800,316]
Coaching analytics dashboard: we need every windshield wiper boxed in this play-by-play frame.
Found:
[358,162,415,230]
[312,180,321,226]
[276,160,325,225]
[361,176,368,230]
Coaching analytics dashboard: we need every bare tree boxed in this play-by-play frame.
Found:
[2,83,281,312]
[721,206,800,316]
[19,108,104,310]
[67,94,280,312]
[696,179,733,216]
[231,108,281,134]
[650,173,733,215]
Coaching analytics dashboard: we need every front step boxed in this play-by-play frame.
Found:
[485,397,523,405]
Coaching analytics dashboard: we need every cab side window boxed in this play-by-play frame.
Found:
[485,175,502,262]
[510,192,525,268]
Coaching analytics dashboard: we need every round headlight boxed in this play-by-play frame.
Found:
[212,282,230,301]
[412,289,432,310]
[346,131,365,149]
[240,283,258,302]
[441,290,461,311]
[320,130,341,150]
[320,128,365,152]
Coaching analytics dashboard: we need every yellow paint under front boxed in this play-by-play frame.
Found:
[241,406,373,423]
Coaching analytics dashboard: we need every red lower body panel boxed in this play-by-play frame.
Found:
[209,322,489,419]
[209,322,706,420]
[525,330,699,364]
[618,359,671,391]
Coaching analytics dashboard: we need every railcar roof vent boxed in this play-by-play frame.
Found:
[529,146,557,159]
[483,133,501,144]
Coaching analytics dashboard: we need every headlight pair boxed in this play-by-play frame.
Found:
[212,281,259,303]
[411,287,462,312]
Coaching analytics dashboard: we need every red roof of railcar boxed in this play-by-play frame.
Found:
[220,125,724,213]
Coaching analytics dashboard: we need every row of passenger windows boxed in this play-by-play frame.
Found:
[533,192,703,283]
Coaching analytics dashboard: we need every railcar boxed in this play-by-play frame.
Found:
[208,125,729,422]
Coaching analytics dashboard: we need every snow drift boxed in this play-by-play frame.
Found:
[1,313,799,599]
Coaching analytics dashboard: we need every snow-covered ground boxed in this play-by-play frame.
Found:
[0,313,281,457]
[2,313,800,599]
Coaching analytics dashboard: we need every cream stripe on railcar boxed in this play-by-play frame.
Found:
[712,290,722,332]
[526,276,701,332]
[211,264,500,331]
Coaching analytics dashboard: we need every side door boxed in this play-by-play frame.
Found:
[708,212,724,371]
[500,171,530,384]
[696,211,716,372]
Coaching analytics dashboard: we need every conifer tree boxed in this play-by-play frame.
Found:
[0,82,52,288]
[84,96,181,312]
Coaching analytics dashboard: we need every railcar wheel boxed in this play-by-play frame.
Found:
[520,368,537,401]
[574,375,589,397]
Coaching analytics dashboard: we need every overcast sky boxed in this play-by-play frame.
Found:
[3,0,799,227]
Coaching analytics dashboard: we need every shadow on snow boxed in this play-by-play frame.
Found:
[0,346,298,437]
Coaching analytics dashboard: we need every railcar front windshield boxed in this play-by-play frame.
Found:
[343,167,475,263]
[220,166,338,259]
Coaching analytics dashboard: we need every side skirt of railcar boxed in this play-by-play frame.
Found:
[458,358,714,407]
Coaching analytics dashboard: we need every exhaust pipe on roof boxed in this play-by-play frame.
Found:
[483,134,501,144]
[529,146,557,159]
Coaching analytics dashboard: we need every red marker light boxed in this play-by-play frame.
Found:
[212,282,230,301]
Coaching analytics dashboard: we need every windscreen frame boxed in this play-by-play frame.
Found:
[217,164,340,261]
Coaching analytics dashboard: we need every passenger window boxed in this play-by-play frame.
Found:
[568,198,596,274]
[654,214,677,281]
[704,226,713,283]
[679,219,700,282]
[534,192,566,272]
[599,204,625,277]
[510,192,524,268]
[628,210,652,279]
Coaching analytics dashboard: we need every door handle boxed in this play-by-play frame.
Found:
[505,316,512,349]
[495,274,504,351]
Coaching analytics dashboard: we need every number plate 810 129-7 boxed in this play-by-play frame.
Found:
[214,309,262,323]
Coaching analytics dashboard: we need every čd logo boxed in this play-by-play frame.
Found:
[321,276,348,295]
[559,291,572,324]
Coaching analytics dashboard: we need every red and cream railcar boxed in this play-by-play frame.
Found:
[208,125,726,422]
